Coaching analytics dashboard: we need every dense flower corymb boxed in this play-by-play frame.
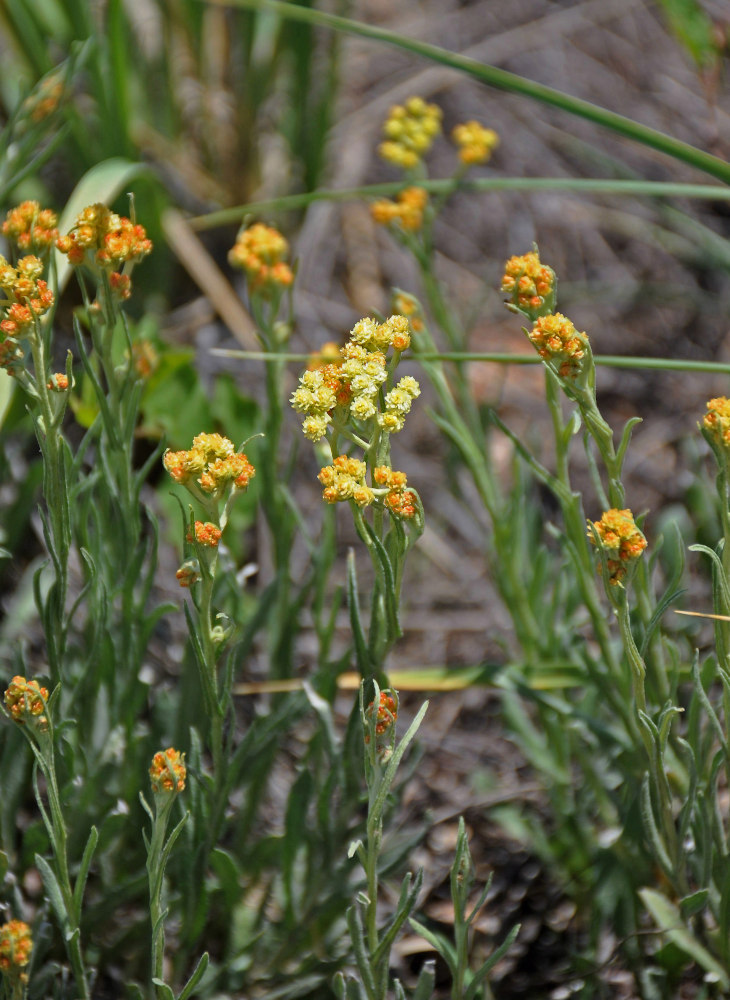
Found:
[528,313,589,379]
[452,121,499,165]
[588,508,647,585]
[0,254,55,340]
[3,201,58,254]
[229,223,293,294]
[0,920,32,978]
[703,397,730,451]
[4,676,48,724]
[501,251,556,319]
[291,316,417,442]
[371,187,428,231]
[379,97,442,169]
[149,747,186,794]
[365,691,398,742]
[163,433,255,496]
[56,203,152,270]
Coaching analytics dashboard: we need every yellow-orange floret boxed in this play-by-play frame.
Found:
[149,747,186,794]
[371,187,428,231]
[0,920,32,977]
[588,508,647,585]
[365,691,398,742]
[3,201,58,253]
[56,204,152,275]
[4,676,48,723]
[175,560,200,588]
[378,97,442,168]
[703,397,730,451]
[47,373,69,391]
[229,223,293,294]
[452,121,499,165]
[187,521,222,547]
[501,251,556,318]
[528,313,589,379]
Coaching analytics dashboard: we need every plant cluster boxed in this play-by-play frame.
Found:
[2,4,730,999]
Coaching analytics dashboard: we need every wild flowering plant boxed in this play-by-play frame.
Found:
[291,314,424,680]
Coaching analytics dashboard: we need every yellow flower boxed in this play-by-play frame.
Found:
[501,250,556,319]
[56,204,152,273]
[528,313,589,379]
[371,187,428,231]
[164,434,255,497]
[588,508,647,585]
[4,676,48,725]
[703,397,730,451]
[0,920,32,982]
[149,748,186,794]
[229,223,293,295]
[452,121,499,165]
[3,201,58,254]
[378,97,442,168]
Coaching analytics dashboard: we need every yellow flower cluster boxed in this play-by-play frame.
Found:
[371,187,428,231]
[588,508,647,585]
[527,313,589,379]
[56,204,152,278]
[175,559,201,588]
[163,432,255,497]
[228,223,293,294]
[317,458,417,519]
[291,316,418,442]
[374,466,418,518]
[452,121,499,165]
[703,397,730,451]
[149,747,186,794]
[4,676,48,725]
[319,455,374,508]
[187,521,222,548]
[379,96,442,169]
[501,251,556,318]
[3,201,58,254]
[0,255,54,345]
[0,920,32,982]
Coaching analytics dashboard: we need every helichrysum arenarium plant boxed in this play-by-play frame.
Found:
[291,314,424,680]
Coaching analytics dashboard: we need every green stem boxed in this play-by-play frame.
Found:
[207,0,730,184]
[37,743,90,1000]
[192,178,730,229]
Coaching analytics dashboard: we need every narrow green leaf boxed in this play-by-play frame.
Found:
[177,952,209,1000]
[35,854,67,928]
[151,979,175,1000]
[347,550,371,676]
[464,923,521,1000]
[72,825,98,918]
[640,888,729,986]
[409,917,457,975]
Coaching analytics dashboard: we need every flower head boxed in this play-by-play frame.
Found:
[528,313,589,379]
[0,254,54,339]
[175,559,201,588]
[0,920,32,983]
[379,97,442,169]
[703,397,730,452]
[452,121,499,165]
[371,187,428,231]
[588,508,647,586]
[163,434,255,498]
[501,250,556,320]
[3,201,58,254]
[149,747,186,795]
[56,204,151,298]
[4,676,48,726]
[187,521,222,548]
[47,373,69,391]
[229,223,293,295]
